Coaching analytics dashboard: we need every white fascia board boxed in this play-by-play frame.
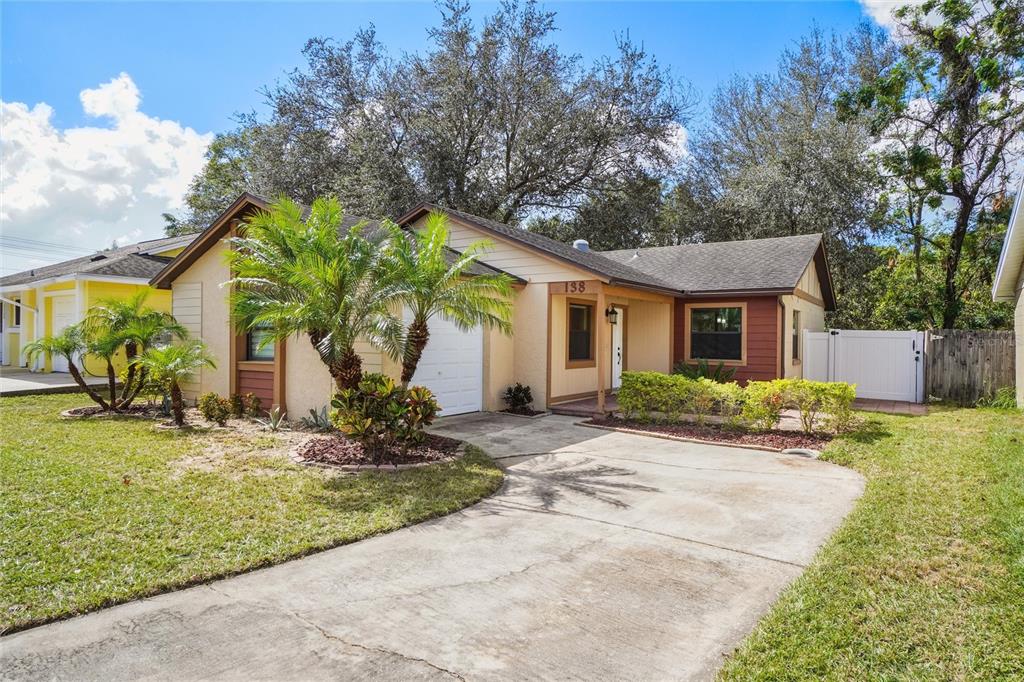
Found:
[993,180,1024,301]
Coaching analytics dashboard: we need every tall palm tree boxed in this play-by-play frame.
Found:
[226,196,404,391]
[23,324,110,410]
[137,341,216,427]
[84,289,187,405]
[387,211,513,386]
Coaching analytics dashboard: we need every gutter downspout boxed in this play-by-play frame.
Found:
[778,296,786,380]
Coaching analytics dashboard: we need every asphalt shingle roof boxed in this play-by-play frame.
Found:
[416,205,678,291]
[599,233,824,294]
[0,234,197,288]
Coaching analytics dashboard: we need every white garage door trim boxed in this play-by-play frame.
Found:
[405,313,483,416]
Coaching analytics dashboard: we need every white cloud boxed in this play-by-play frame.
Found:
[859,0,908,29]
[1,73,212,275]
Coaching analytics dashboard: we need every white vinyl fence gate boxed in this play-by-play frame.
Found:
[804,329,925,403]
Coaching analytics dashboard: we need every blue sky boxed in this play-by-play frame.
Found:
[3,1,873,132]
[1,1,886,275]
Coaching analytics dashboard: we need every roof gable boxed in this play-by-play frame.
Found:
[151,193,523,289]
[398,203,678,293]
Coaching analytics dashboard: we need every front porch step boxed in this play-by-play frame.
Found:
[548,404,605,417]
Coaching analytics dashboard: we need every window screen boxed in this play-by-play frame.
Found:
[568,303,594,362]
[247,323,275,361]
[690,306,742,361]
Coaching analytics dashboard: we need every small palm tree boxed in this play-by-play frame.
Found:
[23,324,111,410]
[137,342,216,427]
[387,211,513,386]
[85,289,187,407]
[226,196,403,391]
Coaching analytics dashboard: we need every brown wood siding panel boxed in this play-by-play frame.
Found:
[238,370,275,404]
[673,296,779,383]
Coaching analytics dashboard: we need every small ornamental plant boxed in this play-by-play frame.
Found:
[502,383,535,414]
[244,393,263,417]
[198,393,232,426]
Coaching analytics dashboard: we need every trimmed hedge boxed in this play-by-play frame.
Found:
[617,371,856,434]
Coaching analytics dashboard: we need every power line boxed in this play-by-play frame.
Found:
[0,235,94,252]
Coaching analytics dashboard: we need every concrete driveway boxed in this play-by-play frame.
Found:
[1,414,863,681]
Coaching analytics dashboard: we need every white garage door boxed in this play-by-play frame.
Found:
[51,296,77,372]
[406,315,483,415]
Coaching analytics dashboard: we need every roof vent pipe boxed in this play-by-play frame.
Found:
[572,239,590,252]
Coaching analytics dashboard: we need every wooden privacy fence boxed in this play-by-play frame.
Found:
[924,329,1016,405]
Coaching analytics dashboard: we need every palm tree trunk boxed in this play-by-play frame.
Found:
[332,347,363,391]
[119,342,137,401]
[400,319,430,388]
[106,359,119,411]
[119,367,148,409]
[68,359,110,410]
[170,381,185,426]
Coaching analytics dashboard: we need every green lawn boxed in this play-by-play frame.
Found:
[720,406,1024,680]
[0,393,503,634]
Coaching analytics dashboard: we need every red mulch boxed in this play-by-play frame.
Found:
[63,404,159,418]
[586,417,832,451]
[297,433,462,467]
[500,407,546,417]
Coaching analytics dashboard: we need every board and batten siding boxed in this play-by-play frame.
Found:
[172,282,203,398]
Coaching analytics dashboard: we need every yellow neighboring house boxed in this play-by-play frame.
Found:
[0,234,196,375]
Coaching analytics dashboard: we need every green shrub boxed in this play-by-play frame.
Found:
[717,381,746,429]
[779,379,830,433]
[822,382,857,432]
[330,373,441,463]
[244,392,262,417]
[742,380,787,431]
[229,394,246,418]
[689,378,719,425]
[502,383,534,412]
[198,392,232,426]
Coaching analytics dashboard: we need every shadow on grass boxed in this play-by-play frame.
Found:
[836,417,893,445]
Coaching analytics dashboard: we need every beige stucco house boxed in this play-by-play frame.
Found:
[150,193,834,418]
[992,184,1023,407]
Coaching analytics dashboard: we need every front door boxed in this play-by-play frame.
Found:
[51,296,76,372]
[611,306,624,389]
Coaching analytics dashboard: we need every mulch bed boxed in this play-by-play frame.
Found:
[500,407,547,417]
[586,417,832,451]
[61,404,161,419]
[296,433,463,468]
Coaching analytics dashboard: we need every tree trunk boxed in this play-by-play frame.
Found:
[170,382,185,426]
[119,342,138,401]
[333,346,363,391]
[106,359,120,411]
[400,318,430,388]
[119,367,148,409]
[941,198,974,329]
[68,359,110,410]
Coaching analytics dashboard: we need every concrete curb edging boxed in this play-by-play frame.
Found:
[576,420,822,456]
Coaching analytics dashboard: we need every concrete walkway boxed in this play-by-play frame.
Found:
[0,367,107,396]
[0,414,864,681]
